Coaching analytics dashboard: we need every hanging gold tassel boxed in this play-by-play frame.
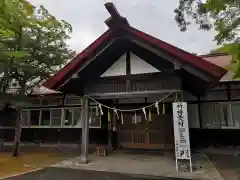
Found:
[162,103,165,115]
[121,112,124,125]
[108,110,111,122]
[148,108,152,122]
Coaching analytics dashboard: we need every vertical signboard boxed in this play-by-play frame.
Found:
[172,102,192,172]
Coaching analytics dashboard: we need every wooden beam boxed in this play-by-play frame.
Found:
[126,51,131,75]
[104,2,129,28]
[197,96,203,129]
[115,100,121,149]
[75,39,127,88]
[95,72,176,82]
[105,2,121,19]
[108,109,112,152]
[111,104,118,151]
[80,96,89,163]
[87,89,178,99]
[126,51,131,91]
[60,39,117,91]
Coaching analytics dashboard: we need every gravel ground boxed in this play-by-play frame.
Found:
[4,167,198,180]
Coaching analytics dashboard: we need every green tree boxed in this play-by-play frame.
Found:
[0,0,74,156]
[175,0,240,77]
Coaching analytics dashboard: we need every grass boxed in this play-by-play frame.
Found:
[0,152,74,179]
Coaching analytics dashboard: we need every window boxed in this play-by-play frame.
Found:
[201,103,220,129]
[23,108,63,127]
[89,107,101,128]
[42,98,62,106]
[65,96,82,105]
[64,109,73,126]
[63,108,82,127]
[221,105,230,126]
[21,107,100,129]
[51,109,62,126]
[73,108,81,126]
[232,104,240,127]
[30,110,40,126]
[21,110,29,126]
[50,98,62,105]
[187,104,200,128]
[41,110,51,126]
[220,103,240,129]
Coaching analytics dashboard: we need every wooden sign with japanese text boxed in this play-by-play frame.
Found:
[172,102,192,172]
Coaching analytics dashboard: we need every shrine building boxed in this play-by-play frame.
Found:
[1,2,240,157]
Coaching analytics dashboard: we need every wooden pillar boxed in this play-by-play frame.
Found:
[80,96,89,163]
[115,100,121,149]
[112,106,117,128]
[108,110,112,152]
[126,51,131,92]
[112,105,117,150]
[197,96,203,129]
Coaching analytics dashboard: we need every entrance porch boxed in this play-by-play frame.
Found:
[117,103,174,150]
[92,90,177,151]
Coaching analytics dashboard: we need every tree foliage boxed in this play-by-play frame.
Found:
[175,0,240,77]
[0,0,75,156]
[0,0,75,98]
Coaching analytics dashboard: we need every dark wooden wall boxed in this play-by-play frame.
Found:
[84,73,181,94]
[190,129,240,148]
[1,128,240,149]
[0,128,109,144]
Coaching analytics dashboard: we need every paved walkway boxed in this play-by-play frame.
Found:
[52,152,223,180]
[4,167,191,180]
[208,154,240,180]
[197,148,240,156]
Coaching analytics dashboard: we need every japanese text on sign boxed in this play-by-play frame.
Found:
[172,102,191,160]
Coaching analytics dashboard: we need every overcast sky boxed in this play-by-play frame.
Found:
[28,0,218,55]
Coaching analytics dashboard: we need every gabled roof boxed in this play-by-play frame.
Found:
[126,27,225,78]
[43,2,227,91]
[44,29,113,89]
